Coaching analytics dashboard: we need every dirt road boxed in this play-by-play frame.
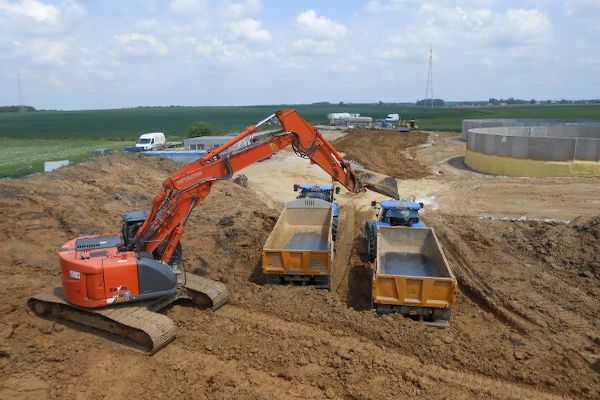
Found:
[0,129,598,399]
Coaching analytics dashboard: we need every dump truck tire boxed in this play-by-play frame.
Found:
[366,223,376,262]
[432,308,452,322]
[332,215,339,242]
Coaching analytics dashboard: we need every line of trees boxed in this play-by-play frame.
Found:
[488,98,600,105]
[416,98,445,106]
[0,105,36,112]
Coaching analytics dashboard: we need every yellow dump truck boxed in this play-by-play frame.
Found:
[262,197,334,289]
[372,226,457,324]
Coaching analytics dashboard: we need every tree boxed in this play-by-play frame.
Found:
[188,121,217,138]
[416,98,445,106]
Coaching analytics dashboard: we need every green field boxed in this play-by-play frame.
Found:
[0,138,128,177]
[1,103,599,177]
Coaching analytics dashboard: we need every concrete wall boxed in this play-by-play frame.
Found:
[461,119,600,140]
[467,126,600,162]
[465,125,600,176]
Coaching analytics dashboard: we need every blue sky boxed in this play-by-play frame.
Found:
[0,0,599,110]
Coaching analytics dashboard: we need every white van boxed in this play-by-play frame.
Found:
[135,132,166,150]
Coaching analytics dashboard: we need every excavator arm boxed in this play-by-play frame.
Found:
[133,109,397,263]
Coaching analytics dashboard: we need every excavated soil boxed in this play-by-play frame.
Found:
[332,129,431,179]
[0,151,599,399]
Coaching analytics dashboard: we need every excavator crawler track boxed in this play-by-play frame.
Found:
[27,273,228,354]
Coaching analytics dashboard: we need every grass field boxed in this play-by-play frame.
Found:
[0,103,598,177]
[2,103,599,139]
[0,138,128,177]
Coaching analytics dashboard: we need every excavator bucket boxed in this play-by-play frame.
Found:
[355,170,400,199]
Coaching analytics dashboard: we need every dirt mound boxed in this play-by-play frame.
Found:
[0,154,598,399]
[509,215,600,277]
[428,213,599,397]
[332,129,431,179]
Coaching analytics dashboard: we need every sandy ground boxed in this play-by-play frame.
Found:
[0,129,599,399]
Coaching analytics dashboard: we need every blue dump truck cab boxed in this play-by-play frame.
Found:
[294,183,340,241]
[365,199,425,261]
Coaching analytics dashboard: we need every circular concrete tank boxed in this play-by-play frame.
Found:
[461,119,600,140]
[465,125,600,177]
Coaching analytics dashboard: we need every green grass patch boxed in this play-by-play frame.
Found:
[0,138,129,178]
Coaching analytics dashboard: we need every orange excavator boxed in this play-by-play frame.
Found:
[28,109,398,353]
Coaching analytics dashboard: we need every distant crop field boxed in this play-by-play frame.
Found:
[0,138,128,178]
[2,104,597,140]
[0,103,598,177]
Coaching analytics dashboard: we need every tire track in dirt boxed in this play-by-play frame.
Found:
[212,305,567,400]
[434,226,532,335]
[331,201,356,293]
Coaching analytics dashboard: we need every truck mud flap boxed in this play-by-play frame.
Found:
[375,304,450,328]
[265,274,331,290]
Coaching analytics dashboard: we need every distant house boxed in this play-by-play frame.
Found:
[184,135,255,155]
[327,112,372,128]
[184,136,234,150]
[184,129,281,155]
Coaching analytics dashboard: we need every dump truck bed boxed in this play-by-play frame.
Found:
[372,226,457,321]
[262,198,334,288]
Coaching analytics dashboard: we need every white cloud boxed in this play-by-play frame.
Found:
[28,38,67,64]
[196,35,277,63]
[373,47,409,60]
[564,0,600,30]
[292,38,335,54]
[116,33,168,56]
[409,3,551,49]
[364,0,406,13]
[221,0,261,18]
[0,0,84,33]
[490,9,552,47]
[0,0,60,23]
[228,18,271,41]
[170,0,206,14]
[135,18,159,30]
[296,9,347,38]
[196,37,236,61]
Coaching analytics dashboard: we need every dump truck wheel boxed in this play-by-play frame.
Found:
[366,223,376,262]
[432,308,451,322]
[332,215,339,241]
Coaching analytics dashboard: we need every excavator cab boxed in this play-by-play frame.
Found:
[121,210,149,251]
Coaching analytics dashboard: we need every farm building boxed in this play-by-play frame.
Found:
[184,136,234,150]
[327,112,372,128]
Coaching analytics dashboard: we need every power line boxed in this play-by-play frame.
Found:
[424,47,434,107]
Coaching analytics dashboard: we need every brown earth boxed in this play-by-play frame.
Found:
[332,129,431,179]
[0,140,598,399]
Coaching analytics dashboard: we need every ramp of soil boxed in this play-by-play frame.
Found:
[331,129,432,179]
[0,153,598,399]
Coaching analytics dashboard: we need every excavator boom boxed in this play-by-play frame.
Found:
[134,109,398,263]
